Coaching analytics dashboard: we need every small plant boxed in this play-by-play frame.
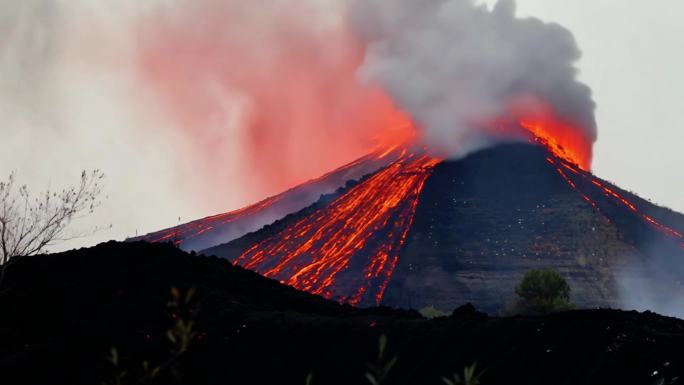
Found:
[166,287,197,355]
[103,287,197,385]
[304,372,314,385]
[365,334,398,385]
[103,347,126,385]
[0,170,105,291]
[511,269,575,315]
[442,362,484,385]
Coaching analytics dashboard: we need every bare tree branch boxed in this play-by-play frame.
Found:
[0,170,105,292]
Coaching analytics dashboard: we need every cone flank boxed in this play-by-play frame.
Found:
[183,143,684,312]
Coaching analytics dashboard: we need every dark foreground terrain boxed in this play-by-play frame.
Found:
[1,241,683,385]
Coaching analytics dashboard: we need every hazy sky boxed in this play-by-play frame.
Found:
[1,0,682,251]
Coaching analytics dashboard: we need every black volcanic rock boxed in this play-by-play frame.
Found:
[205,144,684,313]
[383,145,641,312]
[1,242,684,385]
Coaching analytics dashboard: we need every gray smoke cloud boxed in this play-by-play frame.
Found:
[350,0,597,158]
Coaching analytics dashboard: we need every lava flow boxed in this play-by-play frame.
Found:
[235,153,440,305]
[515,106,683,247]
[548,153,684,245]
[144,194,284,246]
[521,121,591,171]
[515,102,593,171]
[134,140,413,250]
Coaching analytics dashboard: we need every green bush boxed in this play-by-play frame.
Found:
[511,269,575,315]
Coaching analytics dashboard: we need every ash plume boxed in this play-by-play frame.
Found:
[1,0,601,250]
[350,0,597,160]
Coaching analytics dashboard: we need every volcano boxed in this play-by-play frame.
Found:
[135,137,684,313]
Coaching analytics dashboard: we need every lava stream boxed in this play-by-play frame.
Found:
[235,153,440,305]
[546,157,599,210]
[513,99,594,171]
[548,156,684,243]
[139,144,411,248]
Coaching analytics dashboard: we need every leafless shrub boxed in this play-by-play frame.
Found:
[0,170,105,290]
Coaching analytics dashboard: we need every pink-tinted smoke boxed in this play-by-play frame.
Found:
[137,1,412,202]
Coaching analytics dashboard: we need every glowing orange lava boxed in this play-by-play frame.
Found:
[235,153,440,305]
[548,155,684,243]
[546,157,599,210]
[139,142,415,248]
[524,110,682,245]
[516,102,593,171]
[146,194,284,246]
[520,121,591,171]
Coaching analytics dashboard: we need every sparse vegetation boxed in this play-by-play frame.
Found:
[510,269,575,315]
[103,287,197,385]
[3,242,682,385]
[0,170,105,291]
[363,334,485,385]
[365,334,398,385]
[442,362,485,385]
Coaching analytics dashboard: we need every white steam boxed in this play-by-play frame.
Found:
[350,0,597,157]
[0,1,245,251]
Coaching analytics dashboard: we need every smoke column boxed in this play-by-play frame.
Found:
[350,0,596,162]
[1,0,597,249]
[137,0,599,207]
[139,0,598,202]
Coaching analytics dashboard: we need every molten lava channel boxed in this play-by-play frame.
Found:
[235,153,440,305]
[547,156,684,246]
[140,144,409,248]
[514,108,683,244]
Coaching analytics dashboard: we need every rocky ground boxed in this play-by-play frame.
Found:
[1,241,683,385]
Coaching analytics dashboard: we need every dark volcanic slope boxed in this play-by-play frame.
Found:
[384,145,630,312]
[2,242,684,385]
[383,144,684,313]
[206,144,684,312]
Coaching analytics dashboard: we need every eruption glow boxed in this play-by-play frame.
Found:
[516,101,593,170]
[134,0,597,207]
[137,0,413,202]
[547,156,684,243]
